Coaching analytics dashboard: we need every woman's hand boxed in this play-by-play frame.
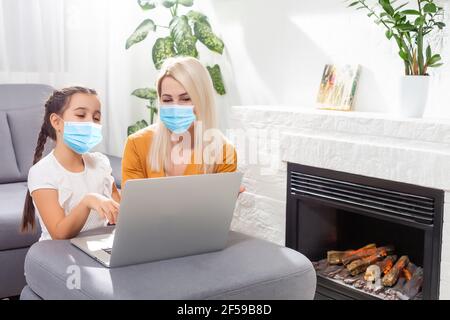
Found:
[84,193,120,224]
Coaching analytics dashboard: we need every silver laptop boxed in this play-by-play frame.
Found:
[70,172,243,268]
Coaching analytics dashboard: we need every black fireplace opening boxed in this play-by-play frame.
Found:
[285,162,444,300]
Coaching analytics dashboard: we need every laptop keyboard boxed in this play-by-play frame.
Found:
[102,247,112,255]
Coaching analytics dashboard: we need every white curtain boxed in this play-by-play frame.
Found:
[0,0,66,82]
[0,0,114,152]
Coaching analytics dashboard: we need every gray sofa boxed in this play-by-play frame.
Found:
[0,84,122,298]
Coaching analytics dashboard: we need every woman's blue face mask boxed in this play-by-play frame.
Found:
[62,121,103,154]
[159,105,196,134]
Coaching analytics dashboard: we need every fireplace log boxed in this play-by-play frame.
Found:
[327,251,347,265]
[403,262,418,281]
[392,277,407,291]
[401,267,423,299]
[376,255,397,275]
[346,246,395,275]
[347,255,382,276]
[342,244,390,266]
[327,244,376,265]
[382,255,410,287]
[342,248,377,265]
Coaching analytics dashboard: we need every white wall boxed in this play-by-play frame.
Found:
[197,0,450,117]
[2,0,450,155]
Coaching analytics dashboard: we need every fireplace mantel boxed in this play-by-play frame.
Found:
[229,105,450,299]
[231,105,450,145]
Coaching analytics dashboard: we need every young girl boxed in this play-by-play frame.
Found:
[21,86,121,241]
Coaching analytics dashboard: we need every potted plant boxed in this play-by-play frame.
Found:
[347,0,446,117]
[125,0,226,135]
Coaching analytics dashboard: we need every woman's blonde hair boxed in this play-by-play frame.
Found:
[150,56,225,174]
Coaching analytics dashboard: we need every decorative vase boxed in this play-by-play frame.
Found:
[396,75,430,118]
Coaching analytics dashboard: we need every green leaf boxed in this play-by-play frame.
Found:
[193,20,224,54]
[436,22,446,29]
[397,23,416,31]
[423,3,437,14]
[414,16,425,26]
[162,0,194,7]
[127,119,149,136]
[187,10,210,26]
[162,0,177,8]
[207,64,226,95]
[385,29,394,39]
[137,0,156,10]
[178,0,194,7]
[398,50,409,62]
[427,54,442,66]
[131,87,157,100]
[379,0,395,16]
[401,9,420,15]
[125,19,156,49]
[170,15,198,58]
[428,62,443,68]
[348,1,360,7]
[152,37,177,69]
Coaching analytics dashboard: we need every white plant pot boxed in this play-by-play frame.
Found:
[396,75,430,118]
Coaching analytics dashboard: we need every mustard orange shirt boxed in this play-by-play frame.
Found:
[122,126,237,185]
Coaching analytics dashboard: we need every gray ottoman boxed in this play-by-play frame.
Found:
[21,227,316,300]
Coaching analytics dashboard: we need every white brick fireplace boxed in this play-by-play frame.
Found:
[229,105,450,299]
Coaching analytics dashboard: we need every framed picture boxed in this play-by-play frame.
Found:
[316,64,360,111]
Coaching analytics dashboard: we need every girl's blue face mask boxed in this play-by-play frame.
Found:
[159,105,196,134]
[62,121,103,154]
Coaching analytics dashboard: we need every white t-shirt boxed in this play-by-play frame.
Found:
[27,150,115,241]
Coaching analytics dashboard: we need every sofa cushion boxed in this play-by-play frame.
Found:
[0,247,30,298]
[0,112,21,183]
[0,182,40,250]
[0,84,53,112]
[24,227,316,300]
[7,107,46,180]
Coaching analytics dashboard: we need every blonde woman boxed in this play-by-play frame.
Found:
[122,57,240,184]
